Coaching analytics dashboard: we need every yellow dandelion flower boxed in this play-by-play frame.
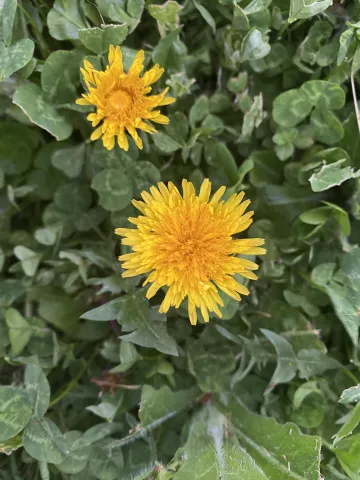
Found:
[115,179,266,326]
[76,45,175,151]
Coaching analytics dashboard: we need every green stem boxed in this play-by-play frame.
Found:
[49,353,96,407]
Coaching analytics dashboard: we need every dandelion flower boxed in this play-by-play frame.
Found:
[76,45,175,151]
[115,179,266,325]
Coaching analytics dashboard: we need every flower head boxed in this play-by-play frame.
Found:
[76,46,175,151]
[115,179,266,325]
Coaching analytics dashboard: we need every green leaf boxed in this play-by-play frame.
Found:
[309,159,360,192]
[96,0,144,33]
[91,168,133,212]
[310,107,344,146]
[81,298,124,321]
[121,305,178,356]
[241,28,270,62]
[55,431,91,475]
[297,349,341,379]
[23,418,70,464]
[5,308,34,355]
[148,1,183,30]
[52,143,85,178]
[273,81,345,128]
[47,0,87,40]
[340,386,360,404]
[187,341,236,392]
[193,0,216,34]
[87,402,119,422]
[139,385,199,427]
[41,50,83,104]
[174,405,268,480]
[261,329,297,387]
[1,0,17,45]
[24,364,51,419]
[204,141,238,185]
[152,27,182,66]
[54,182,92,213]
[78,24,128,54]
[0,387,32,442]
[0,39,35,81]
[242,94,264,137]
[289,0,333,23]
[335,434,360,479]
[334,402,360,446]
[13,83,73,141]
[153,132,182,154]
[88,438,124,480]
[13,246,41,277]
[189,95,209,127]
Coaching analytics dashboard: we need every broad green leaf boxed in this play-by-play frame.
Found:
[91,168,133,212]
[152,27,182,66]
[249,150,283,186]
[261,329,297,387]
[204,141,238,185]
[310,107,344,146]
[88,438,124,480]
[217,395,322,480]
[241,28,270,62]
[1,0,17,45]
[87,402,119,422]
[289,0,333,23]
[337,29,354,65]
[139,385,199,427]
[81,298,124,321]
[13,245,41,277]
[120,305,178,356]
[96,0,144,33]
[47,0,87,40]
[297,349,341,379]
[293,380,322,409]
[52,143,85,178]
[153,131,182,154]
[54,182,91,213]
[0,434,22,455]
[174,405,268,480]
[189,95,209,127]
[340,386,360,404]
[273,89,312,128]
[334,402,360,445]
[335,434,360,480]
[0,387,32,442]
[24,364,51,419]
[23,418,70,464]
[41,50,83,104]
[148,1,183,30]
[187,341,236,392]
[13,83,73,141]
[0,39,34,81]
[273,81,345,128]
[55,431,90,475]
[323,281,360,347]
[78,24,128,54]
[309,159,360,192]
[5,308,34,355]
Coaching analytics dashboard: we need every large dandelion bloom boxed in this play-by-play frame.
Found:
[76,45,175,151]
[115,179,266,325]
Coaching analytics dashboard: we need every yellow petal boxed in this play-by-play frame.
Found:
[90,126,103,141]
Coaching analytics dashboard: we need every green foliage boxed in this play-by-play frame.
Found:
[1,0,360,478]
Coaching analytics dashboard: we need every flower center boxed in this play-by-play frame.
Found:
[108,89,132,113]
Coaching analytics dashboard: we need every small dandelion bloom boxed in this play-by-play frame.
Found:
[76,45,175,151]
[115,179,266,325]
